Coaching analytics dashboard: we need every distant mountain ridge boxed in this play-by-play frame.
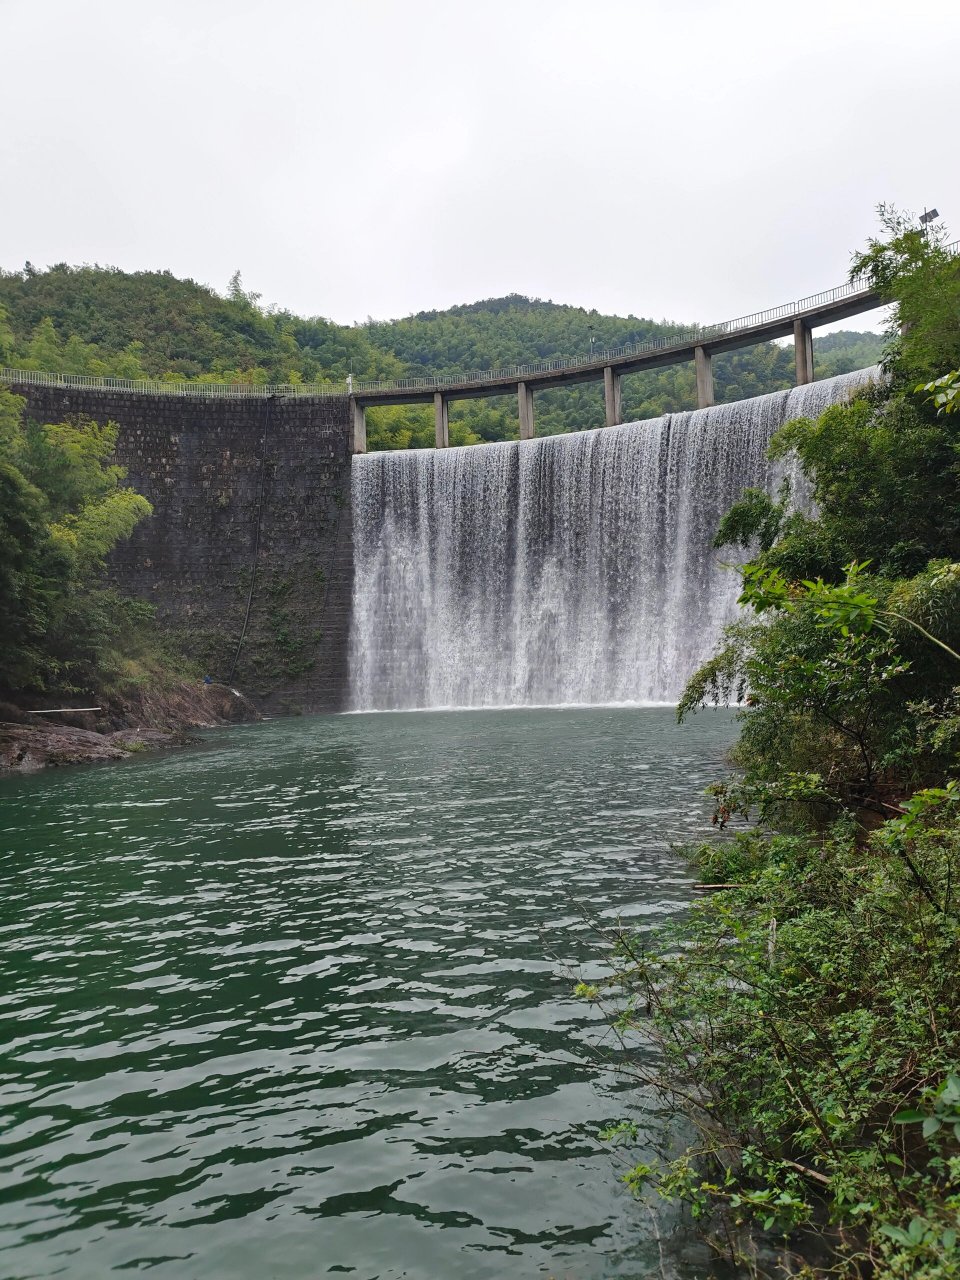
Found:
[0,264,885,449]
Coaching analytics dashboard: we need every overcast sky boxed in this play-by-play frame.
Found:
[2,0,957,331]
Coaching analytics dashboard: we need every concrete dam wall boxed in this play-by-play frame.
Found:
[9,383,354,713]
[9,368,877,715]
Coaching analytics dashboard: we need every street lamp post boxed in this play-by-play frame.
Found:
[919,207,940,239]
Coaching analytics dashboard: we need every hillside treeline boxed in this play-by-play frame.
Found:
[0,264,883,449]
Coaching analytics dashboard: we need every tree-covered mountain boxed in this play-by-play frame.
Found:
[0,264,885,449]
[0,265,401,386]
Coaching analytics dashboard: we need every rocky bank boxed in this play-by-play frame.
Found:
[0,681,261,775]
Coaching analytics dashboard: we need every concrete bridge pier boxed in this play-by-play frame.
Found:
[794,319,814,384]
[351,397,367,453]
[518,381,535,440]
[434,392,449,448]
[695,345,714,409]
[603,365,622,426]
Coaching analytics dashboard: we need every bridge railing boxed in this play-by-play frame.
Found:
[0,368,348,398]
[2,240,956,401]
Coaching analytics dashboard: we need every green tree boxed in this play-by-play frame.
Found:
[852,204,960,382]
[0,459,62,690]
[24,315,63,370]
[0,302,15,365]
[61,332,98,375]
[603,211,960,1278]
[0,388,154,694]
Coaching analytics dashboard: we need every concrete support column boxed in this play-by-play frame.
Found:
[350,397,367,454]
[793,318,814,385]
[694,345,714,409]
[434,391,449,448]
[603,365,622,427]
[518,380,535,440]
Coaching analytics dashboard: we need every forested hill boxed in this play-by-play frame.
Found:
[368,293,881,378]
[365,293,688,374]
[0,264,884,449]
[0,266,402,386]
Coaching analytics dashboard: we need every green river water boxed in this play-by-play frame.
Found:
[0,707,736,1279]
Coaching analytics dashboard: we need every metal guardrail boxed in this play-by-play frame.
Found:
[2,242,955,401]
[0,368,347,399]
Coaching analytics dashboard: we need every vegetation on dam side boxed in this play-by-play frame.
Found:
[0,262,882,449]
[0,383,259,770]
[595,211,960,1277]
[0,384,154,695]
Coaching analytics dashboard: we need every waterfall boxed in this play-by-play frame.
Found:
[348,368,876,711]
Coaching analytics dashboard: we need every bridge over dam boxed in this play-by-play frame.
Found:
[0,258,920,712]
[348,267,900,449]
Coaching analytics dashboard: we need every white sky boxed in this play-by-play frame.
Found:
[2,0,957,331]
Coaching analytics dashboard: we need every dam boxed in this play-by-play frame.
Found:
[4,366,875,714]
[5,249,901,712]
[349,370,874,710]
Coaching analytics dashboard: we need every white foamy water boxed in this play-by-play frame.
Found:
[349,369,876,710]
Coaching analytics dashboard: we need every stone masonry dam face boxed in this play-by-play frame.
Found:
[10,384,355,713]
[9,369,875,714]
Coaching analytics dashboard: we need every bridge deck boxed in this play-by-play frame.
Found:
[354,289,883,406]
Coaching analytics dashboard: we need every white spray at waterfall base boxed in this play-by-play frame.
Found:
[349,369,877,711]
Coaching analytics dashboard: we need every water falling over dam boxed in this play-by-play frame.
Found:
[349,369,875,711]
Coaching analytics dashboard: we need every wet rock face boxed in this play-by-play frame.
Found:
[1,722,134,772]
[0,721,206,774]
[0,682,262,774]
[98,681,261,732]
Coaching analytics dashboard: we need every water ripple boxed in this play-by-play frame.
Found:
[0,707,734,1279]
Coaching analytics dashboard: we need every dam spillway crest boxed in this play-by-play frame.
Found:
[348,370,875,711]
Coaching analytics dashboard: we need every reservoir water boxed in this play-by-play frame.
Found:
[0,708,735,1279]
